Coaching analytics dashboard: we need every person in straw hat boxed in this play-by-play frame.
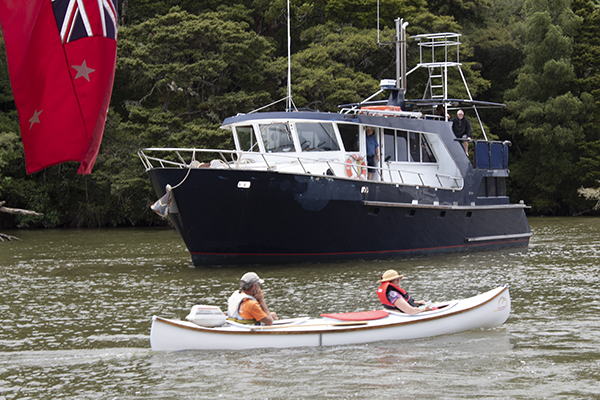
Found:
[376,269,434,314]
[227,272,278,325]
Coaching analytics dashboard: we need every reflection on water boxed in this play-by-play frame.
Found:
[1,218,600,398]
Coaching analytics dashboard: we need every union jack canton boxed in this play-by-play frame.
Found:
[52,0,118,43]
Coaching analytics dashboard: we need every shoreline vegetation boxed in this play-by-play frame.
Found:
[1,0,599,230]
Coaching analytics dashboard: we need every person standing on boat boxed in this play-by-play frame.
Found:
[449,110,472,156]
[365,126,380,180]
[377,270,434,314]
[227,272,278,325]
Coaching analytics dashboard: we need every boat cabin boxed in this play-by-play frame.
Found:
[220,111,464,191]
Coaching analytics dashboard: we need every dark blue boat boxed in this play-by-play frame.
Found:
[139,28,531,267]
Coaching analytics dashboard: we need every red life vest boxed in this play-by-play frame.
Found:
[377,281,415,309]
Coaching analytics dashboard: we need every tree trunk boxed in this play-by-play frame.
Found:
[0,201,43,241]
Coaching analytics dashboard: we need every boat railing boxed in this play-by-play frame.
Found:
[382,166,423,186]
[138,148,463,190]
[339,106,423,119]
[138,148,239,171]
[382,168,462,189]
[435,173,461,188]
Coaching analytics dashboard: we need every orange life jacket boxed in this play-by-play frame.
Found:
[377,281,416,310]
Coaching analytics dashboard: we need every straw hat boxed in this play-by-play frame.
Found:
[378,269,404,283]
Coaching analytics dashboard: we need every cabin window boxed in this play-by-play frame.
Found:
[406,131,436,163]
[260,123,295,153]
[236,125,258,152]
[296,122,340,152]
[383,129,408,162]
[477,180,486,197]
[383,129,395,162]
[409,132,420,162]
[383,129,435,163]
[497,176,506,195]
[487,177,498,197]
[421,136,436,163]
[396,131,408,161]
[338,124,359,152]
[477,177,507,197]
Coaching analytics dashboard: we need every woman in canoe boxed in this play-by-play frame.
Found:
[377,269,434,314]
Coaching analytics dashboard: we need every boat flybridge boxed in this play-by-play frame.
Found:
[138,20,531,267]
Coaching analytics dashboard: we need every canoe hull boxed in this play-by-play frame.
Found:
[150,286,511,351]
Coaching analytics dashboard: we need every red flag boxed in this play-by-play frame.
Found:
[0,0,117,174]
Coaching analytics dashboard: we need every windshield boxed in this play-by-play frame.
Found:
[235,125,258,152]
[260,123,295,152]
[296,122,340,152]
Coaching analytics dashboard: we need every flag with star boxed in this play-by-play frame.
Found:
[0,0,118,174]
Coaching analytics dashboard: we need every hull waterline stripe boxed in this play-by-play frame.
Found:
[190,238,530,257]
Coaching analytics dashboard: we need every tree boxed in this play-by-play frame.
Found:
[500,0,593,214]
[115,7,276,125]
[324,0,431,29]
[426,0,493,28]
[572,0,600,203]
[572,0,600,106]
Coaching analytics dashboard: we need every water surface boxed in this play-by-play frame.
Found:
[1,217,599,398]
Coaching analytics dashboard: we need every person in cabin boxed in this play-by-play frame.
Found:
[377,269,434,314]
[449,109,472,156]
[435,104,445,118]
[227,272,278,325]
[365,126,380,180]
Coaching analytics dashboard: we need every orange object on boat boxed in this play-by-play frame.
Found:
[360,106,403,112]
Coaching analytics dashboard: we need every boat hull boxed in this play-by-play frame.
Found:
[148,168,530,266]
[150,286,511,351]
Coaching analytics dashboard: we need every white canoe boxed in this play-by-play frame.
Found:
[150,285,510,351]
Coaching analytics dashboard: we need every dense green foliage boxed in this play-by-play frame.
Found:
[1,0,599,228]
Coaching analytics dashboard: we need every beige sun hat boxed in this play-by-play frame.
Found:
[378,269,404,283]
[240,272,264,285]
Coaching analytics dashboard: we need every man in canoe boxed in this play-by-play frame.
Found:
[377,269,434,314]
[227,272,278,325]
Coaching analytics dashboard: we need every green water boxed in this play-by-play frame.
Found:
[1,217,599,398]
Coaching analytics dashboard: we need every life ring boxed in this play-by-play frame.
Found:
[345,154,367,179]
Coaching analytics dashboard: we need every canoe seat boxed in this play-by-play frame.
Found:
[320,310,389,321]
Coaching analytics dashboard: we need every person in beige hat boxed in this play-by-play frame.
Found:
[376,269,434,314]
[227,272,278,325]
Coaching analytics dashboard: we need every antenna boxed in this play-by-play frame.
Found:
[377,0,380,43]
[286,0,292,111]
